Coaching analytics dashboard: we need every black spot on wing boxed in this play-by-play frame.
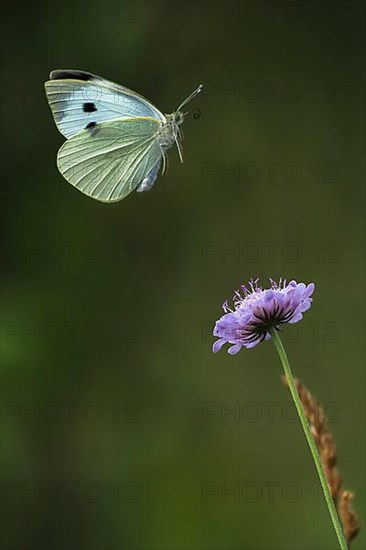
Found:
[83,102,97,113]
[86,122,97,129]
[50,70,95,81]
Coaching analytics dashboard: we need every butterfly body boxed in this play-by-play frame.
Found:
[44,70,201,203]
[136,160,162,193]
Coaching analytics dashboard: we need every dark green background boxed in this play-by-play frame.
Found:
[1,1,365,549]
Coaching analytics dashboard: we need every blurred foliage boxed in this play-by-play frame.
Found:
[1,1,365,549]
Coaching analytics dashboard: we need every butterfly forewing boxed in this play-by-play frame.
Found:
[45,70,165,138]
[57,117,163,202]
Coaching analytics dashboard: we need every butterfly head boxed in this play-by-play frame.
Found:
[167,84,202,128]
[172,111,185,126]
[160,85,202,164]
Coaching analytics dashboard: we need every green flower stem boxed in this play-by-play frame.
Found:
[271,329,348,550]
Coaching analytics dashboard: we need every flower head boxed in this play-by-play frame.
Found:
[213,278,315,354]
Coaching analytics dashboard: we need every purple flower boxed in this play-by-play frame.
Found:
[213,278,315,355]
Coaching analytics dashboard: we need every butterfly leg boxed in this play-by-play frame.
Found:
[136,160,161,193]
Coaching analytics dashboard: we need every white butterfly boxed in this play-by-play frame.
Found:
[44,70,202,202]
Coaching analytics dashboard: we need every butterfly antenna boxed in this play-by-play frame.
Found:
[177,84,203,112]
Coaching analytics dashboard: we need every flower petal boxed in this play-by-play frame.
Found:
[304,283,315,298]
[227,343,243,355]
[288,312,303,323]
[212,339,226,353]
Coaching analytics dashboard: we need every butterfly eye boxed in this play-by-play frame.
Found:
[174,112,184,125]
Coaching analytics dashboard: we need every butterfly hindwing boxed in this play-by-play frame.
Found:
[45,69,165,138]
[57,117,163,202]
